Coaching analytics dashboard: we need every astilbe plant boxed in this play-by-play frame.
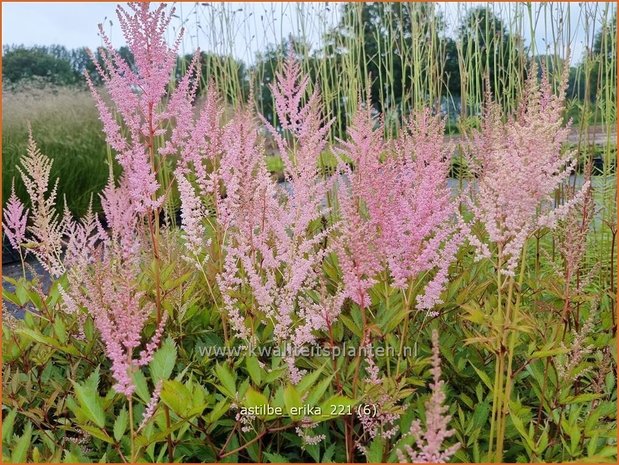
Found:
[333,97,462,460]
[463,64,591,462]
[395,331,460,463]
[465,64,589,276]
[13,131,65,277]
[335,99,462,313]
[214,54,344,381]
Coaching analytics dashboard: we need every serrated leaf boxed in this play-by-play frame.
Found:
[307,375,334,406]
[113,408,128,442]
[263,452,288,463]
[11,422,32,463]
[161,380,192,416]
[470,363,493,393]
[531,347,569,358]
[131,369,150,404]
[564,393,603,404]
[284,385,303,419]
[367,437,384,462]
[80,425,114,444]
[149,337,177,382]
[72,369,105,428]
[245,356,262,385]
[2,409,17,443]
[296,364,325,394]
[215,363,236,397]
[244,387,269,410]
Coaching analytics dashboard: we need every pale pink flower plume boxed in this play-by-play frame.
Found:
[216,54,342,382]
[84,2,184,212]
[138,380,164,432]
[15,132,65,277]
[465,63,589,276]
[336,102,462,311]
[396,330,460,463]
[3,181,29,251]
[70,257,166,397]
[335,102,385,308]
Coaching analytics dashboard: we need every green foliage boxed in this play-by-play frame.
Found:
[2,3,616,463]
[3,227,616,462]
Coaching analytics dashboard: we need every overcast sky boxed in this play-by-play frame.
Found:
[2,2,615,64]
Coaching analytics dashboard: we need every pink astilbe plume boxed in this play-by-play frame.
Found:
[176,171,209,267]
[216,55,342,381]
[3,181,29,251]
[336,103,461,311]
[85,2,184,213]
[465,63,589,276]
[383,110,463,310]
[335,103,386,308]
[70,256,166,397]
[15,132,65,277]
[62,199,106,271]
[396,330,460,463]
[98,172,142,262]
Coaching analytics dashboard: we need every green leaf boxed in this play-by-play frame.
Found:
[284,385,303,419]
[161,380,192,416]
[215,363,237,397]
[72,368,105,428]
[383,308,409,334]
[307,375,334,406]
[131,370,150,404]
[15,280,29,306]
[339,315,363,338]
[113,408,128,442]
[262,452,289,463]
[296,364,325,394]
[11,423,32,463]
[244,388,269,411]
[16,328,79,355]
[531,347,569,358]
[149,337,177,383]
[367,437,384,462]
[510,413,535,452]
[80,425,114,444]
[245,356,262,385]
[467,401,490,433]
[470,363,493,393]
[54,318,67,344]
[564,393,603,404]
[2,409,17,444]
[322,443,336,462]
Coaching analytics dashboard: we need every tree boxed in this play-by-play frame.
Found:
[2,45,78,85]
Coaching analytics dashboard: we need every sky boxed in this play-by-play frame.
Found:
[2,2,616,64]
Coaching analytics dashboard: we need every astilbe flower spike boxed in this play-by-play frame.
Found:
[3,180,29,251]
[335,102,385,308]
[336,102,462,312]
[465,63,589,276]
[15,132,65,277]
[84,2,183,213]
[396,330,460,463]
[70,257,166,397]
[216,54,343,382]
[384,110,464,310]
